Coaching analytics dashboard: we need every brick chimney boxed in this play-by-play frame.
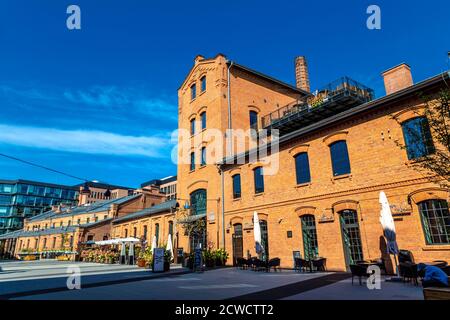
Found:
[295,56,310,92]
[382,63,413,95]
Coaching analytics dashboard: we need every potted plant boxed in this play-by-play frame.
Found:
[137,251,147,267]
[203,249,215,268]
[214,249,229,266]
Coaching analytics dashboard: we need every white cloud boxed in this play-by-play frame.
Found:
[0,124,170,158]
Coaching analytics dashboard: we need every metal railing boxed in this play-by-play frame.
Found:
[261,77,374,129]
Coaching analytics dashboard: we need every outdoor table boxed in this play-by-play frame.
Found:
[422,261,448,268]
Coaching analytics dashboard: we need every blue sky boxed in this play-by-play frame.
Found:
[0,0,449,188]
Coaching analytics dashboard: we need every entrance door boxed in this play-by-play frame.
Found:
[232,224,243,266]
[339,209,364,269]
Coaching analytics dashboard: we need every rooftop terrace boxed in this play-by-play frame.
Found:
[261,77,374,135]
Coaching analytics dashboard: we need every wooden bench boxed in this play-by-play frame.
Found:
[423,287,450,300]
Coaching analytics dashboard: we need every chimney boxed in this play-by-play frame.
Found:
[295,56,310,92]
[382,63,413,95]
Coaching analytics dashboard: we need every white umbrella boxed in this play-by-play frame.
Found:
[128,242,135,265]
[166,234,174,262]
[379,191,400,278]
[120,242,126,264]
[150,235,157,254]
[253,211,264,259]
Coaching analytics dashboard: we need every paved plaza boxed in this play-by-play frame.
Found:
[0,260,423,300]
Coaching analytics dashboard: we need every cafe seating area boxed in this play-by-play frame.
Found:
[236,257,281,272]
[293,257,327,273]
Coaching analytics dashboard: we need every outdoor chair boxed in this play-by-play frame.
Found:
[350,264,369,285]
[398,249,415,264]
[399,262,419,285]
[440,265,450,276]
[294,258,311,273]
[236,257,247,270]
[312,258,327,271]
[266,258,281,272]
[369,258,386,274]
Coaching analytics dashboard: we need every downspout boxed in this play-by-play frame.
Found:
[220,61,233,250]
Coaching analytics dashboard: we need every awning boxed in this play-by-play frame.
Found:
[94,237,140,245]
[177,213,206,224]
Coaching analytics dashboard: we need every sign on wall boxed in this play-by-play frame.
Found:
[153,248,165,272]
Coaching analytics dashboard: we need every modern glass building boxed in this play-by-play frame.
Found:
[0,180,78,235]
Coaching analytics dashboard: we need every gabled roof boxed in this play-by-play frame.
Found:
[27,194,141,222]
[113,200,178,224]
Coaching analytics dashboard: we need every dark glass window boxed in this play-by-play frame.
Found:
[190,118,196,135]
[155,223,159,245]
[260,220,269,261]
[249,111,258,130]
[330,140,351,176]
[401,117,435,160]
[200,112,206,130]
[191,83,196,100]
[339,210,363,265]
[295,153,311,184]
[190,152,195,171]
[419,200,450,245]
[168,221,174,237]
[190,189,207,216]
[232,174,241,199]
[201,76,206,92]
[253,167,264,194]
[201,147,206,166]
[143,225,148,239]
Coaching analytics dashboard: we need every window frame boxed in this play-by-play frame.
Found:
[200,76,206,92]
[232,174,242,199]
[401,117,435,160]
[200,147,206,166]
[190,152,195,171]
[200,111,206,130]
[190,118,196,136]
[329,140,351,176]
[253,167,265,194]
[418,199,450,245]
[190,83,197,100]
[294,152,311,185]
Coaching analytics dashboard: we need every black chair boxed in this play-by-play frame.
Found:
[399,262,419,285]
[236,257,246,269]
[350,264,369,285]
[398,250,415,263]
[294,258,312,272]
[440,265,450,276]
[369,258,386,273]
[312,258,327,271]
[267,258,281,272]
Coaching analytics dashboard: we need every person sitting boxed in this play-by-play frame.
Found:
[417,263,449,288]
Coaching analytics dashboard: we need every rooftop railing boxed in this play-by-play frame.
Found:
[261,77,374,133]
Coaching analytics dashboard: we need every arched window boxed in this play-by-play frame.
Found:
[143,225,148,239]
[260,220,269,261]
[190,152,195,171]
[253,167,264,194]
[201,76,207,92]
[401,117,435,160]
[200,111,206,130]
[418,199,450,244]
[201,147,206,166]
[249,111,258,130]
[301,215,318,260]
[42,238,47,249]
[168,221,174,237]
[295,152,311,184]
[190,118,196,135]
[124,229,128,238]
[190,83,196,100]
[329,140,351,176]
[133,227,137,238]
[232,174,241,199]
[190,189,207,216]
[339,210,363,266]
[155,223,160,245]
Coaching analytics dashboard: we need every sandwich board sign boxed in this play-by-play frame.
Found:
[152,248,165,272]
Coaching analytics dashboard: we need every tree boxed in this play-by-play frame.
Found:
[394,89,450,187]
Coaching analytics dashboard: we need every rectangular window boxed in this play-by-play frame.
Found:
[191,83,196,100]
[232,174,241,199]
[201,147,206,166]
[201,112,206,130]
[419,200,450,244]
[401,117,435,160]
[330,140,351,176]
[253,167,265,194]
[190,152,195,171]
[295,153,311,184]
[201,76,206,92]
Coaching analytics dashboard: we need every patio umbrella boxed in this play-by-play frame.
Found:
[150,235,157,254]
[119,241,126,264]
[166,234,174,262]
[128,242,135,265]
[379,191,400,278]
[253,211,264,259]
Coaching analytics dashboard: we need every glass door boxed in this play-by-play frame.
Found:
[339,209,364,269]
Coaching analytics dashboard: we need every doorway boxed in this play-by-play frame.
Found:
[232,223,243,266]
[339,209,364,269]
